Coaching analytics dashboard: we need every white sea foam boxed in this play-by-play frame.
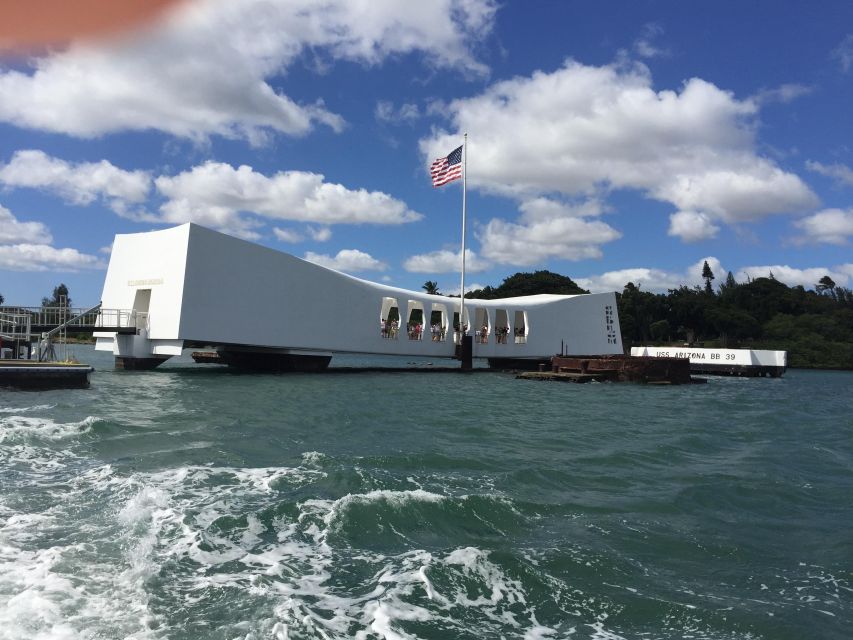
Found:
[0,404,55,414]
[1,453,580,639]
[301,450,327,466]
[0,415,99,444]
[0,489,161,640]
[95,466,561,638]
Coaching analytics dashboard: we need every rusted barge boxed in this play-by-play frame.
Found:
[518,354,701,385]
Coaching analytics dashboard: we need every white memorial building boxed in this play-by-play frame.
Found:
[95,224,623,369]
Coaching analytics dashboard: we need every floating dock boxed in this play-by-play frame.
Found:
[0,360,94,390]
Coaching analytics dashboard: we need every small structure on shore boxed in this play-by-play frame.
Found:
[630,346,786,377]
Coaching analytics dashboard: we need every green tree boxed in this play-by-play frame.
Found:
[422,280,440,295]
[0,291,4,305]
[707,306,760,346]
[649,319,670,342]
[667,285,711,343]
[718,271,737,297]
[42,283,72,308]
[816,275,836,299]
[616,282,666,346]
[701,260,715,295]
[468,270,588,299]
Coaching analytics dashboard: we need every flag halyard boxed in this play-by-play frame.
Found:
[430,145,463,187]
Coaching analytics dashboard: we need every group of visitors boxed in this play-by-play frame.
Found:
[383,318,525,344]
[407,323,423,340]
[379,318,399,339]
[494,326,510,344]
[475,324,490,344]
[381,319,451,341]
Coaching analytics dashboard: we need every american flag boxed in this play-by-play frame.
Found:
[430,145,463,187]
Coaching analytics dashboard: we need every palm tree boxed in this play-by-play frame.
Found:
[422,280,440,295]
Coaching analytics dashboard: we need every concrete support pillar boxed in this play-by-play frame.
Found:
[460,335,473,371]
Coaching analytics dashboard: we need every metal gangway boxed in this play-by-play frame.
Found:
[0,303,139,361]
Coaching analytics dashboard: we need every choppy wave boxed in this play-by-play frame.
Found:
[3,449,849,639]
[1,452,583,639]
[0,414,101,444]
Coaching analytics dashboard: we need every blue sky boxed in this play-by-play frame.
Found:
[1,0,852,306]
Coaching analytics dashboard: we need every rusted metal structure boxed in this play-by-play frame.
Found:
[518,354,697,385]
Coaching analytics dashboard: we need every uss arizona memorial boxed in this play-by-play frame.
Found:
[94,224,623,369]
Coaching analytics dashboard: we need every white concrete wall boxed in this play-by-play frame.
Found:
[97,223,625,359]
[95,225,191,355]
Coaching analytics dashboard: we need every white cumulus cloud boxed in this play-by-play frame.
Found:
[794,208,853,245]
[403,248,489,273]
[303,249,386,272]
[154,161,422,239]
[0,244,105,272]
[420,59,818,242]
[478,214,622,265]
[308,226,332,242]
[577,267,685,293]
[0,204,104,271]
[0,0,496,143]
[0,150,151,215]
[0,205,52,245]
[736,264,851,289]
[806,160,853,186]
[579,257,853,294]
[577,256,726,293]
[272,227,303,243]
[668,210,720,242]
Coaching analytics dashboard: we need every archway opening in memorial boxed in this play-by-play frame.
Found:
[430,303,448,342]
[495,308,509,344]
[132,288,151,330]
[514,310,528,343]
[407,300,425,341]
[452,307,470,344]
[380,297,400,339]
[474,307,490,343]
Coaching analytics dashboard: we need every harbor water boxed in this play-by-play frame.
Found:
[1,345,851,639]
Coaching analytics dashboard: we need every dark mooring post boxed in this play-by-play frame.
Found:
[460,335,473,371]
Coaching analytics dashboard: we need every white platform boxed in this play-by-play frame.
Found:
[630,346,786,368]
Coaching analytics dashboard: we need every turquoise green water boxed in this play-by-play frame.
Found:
[1,346,851,639]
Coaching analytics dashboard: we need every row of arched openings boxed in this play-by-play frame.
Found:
[379,297,528,345]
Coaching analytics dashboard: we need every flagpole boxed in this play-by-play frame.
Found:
[459,133,468,347]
